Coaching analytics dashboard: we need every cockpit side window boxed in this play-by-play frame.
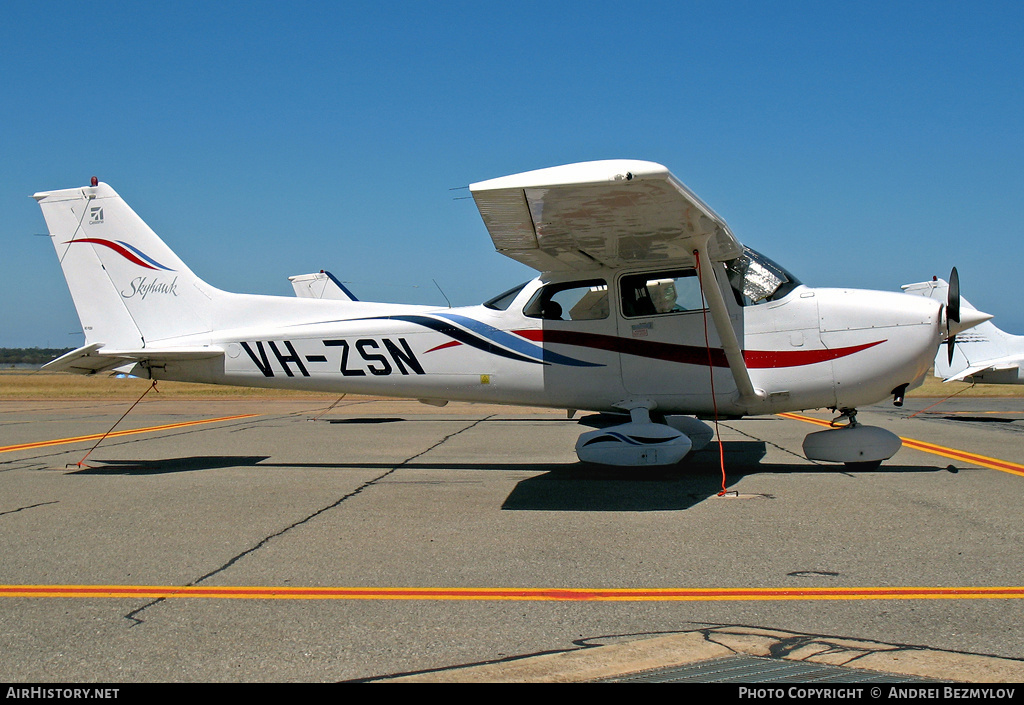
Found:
[620,269,705,318]
[523,280,609,321]
[725,247,801,306]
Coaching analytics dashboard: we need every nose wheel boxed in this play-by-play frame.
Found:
[802,407,901,470]
[829,410,882,469]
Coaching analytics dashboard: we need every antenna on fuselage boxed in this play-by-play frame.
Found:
[433,279,452,308]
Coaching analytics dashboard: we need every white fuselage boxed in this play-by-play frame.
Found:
[147,263,944,418]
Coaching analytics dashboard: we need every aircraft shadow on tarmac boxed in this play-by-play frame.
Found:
[64,442,954,512]
[327,418,405,424]
[500,441,954,512]
[935,415,1018,424]
[67,456,271,475]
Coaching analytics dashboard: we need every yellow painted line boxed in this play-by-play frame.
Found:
[778,412,1024,477]
[2,584,1024,602]
[926,410,1024,415]
[777,412,833,428]
[0,414,260,454]
[899,438,1024,477]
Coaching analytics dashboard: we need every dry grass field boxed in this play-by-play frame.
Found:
[1,368,1021,401]
[911,373,1024,398]
[0,370,339,401]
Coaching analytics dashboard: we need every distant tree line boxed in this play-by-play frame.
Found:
[0,348,75,365]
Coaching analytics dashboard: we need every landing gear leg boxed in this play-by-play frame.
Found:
[831,408,859,428]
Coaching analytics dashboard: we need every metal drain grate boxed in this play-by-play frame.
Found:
[603,654,947,683]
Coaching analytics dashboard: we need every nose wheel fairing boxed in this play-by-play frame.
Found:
[802,409,902,468]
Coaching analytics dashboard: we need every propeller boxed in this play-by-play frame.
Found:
[946,266,960,365]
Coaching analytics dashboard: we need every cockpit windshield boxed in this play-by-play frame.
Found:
[725,247,801,305]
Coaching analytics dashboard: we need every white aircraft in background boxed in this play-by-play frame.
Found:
[34,161,991,468]
[903,274,1024,385]
[289,270,358,301]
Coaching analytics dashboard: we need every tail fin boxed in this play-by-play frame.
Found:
[34,182,221,349]
[288,270,359,301]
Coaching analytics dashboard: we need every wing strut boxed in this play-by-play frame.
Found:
[693,244,763,410]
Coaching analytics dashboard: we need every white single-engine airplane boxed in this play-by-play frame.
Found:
[34,161,991,468]
[903,274,1024,385]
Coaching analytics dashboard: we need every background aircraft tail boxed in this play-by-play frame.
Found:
[34,181,223,350]
[289,270,358,301]
[902,277,1022,382]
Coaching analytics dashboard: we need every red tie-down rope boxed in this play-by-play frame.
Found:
[71,379,159,468]
[905,381,975,419]
[693,249,729,496]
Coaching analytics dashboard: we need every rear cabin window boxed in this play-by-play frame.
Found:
[619,270,705,318]
[523,280,609,321]
[483,281,529,310]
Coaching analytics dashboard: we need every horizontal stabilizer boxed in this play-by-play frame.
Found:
[944,359,1023,383]
[41,344,112,374]
[42,344,223,375]
[943,364,994,383]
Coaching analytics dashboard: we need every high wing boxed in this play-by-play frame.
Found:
[470,159,760,406]
[469,160,743,272]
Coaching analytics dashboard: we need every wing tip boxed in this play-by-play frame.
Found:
[470,159,668,193]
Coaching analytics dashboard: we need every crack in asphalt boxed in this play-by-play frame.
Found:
[0,500,59,517]
[353,623,966,682]
[697,624,931,668]
[123,416,493,626]
[720,421,824,466]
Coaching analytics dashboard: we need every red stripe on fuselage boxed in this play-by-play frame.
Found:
[513,330,884,368]
[424,340,463,354]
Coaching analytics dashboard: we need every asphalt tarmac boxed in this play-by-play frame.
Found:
[1,394,1023,683]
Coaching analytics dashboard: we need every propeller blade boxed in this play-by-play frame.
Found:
[947,266,960,324]
[947,335,956,365]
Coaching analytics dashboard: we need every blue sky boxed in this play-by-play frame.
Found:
[3,1,1023,347]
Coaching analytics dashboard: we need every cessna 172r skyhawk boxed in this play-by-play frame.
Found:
[34,160,990,468]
